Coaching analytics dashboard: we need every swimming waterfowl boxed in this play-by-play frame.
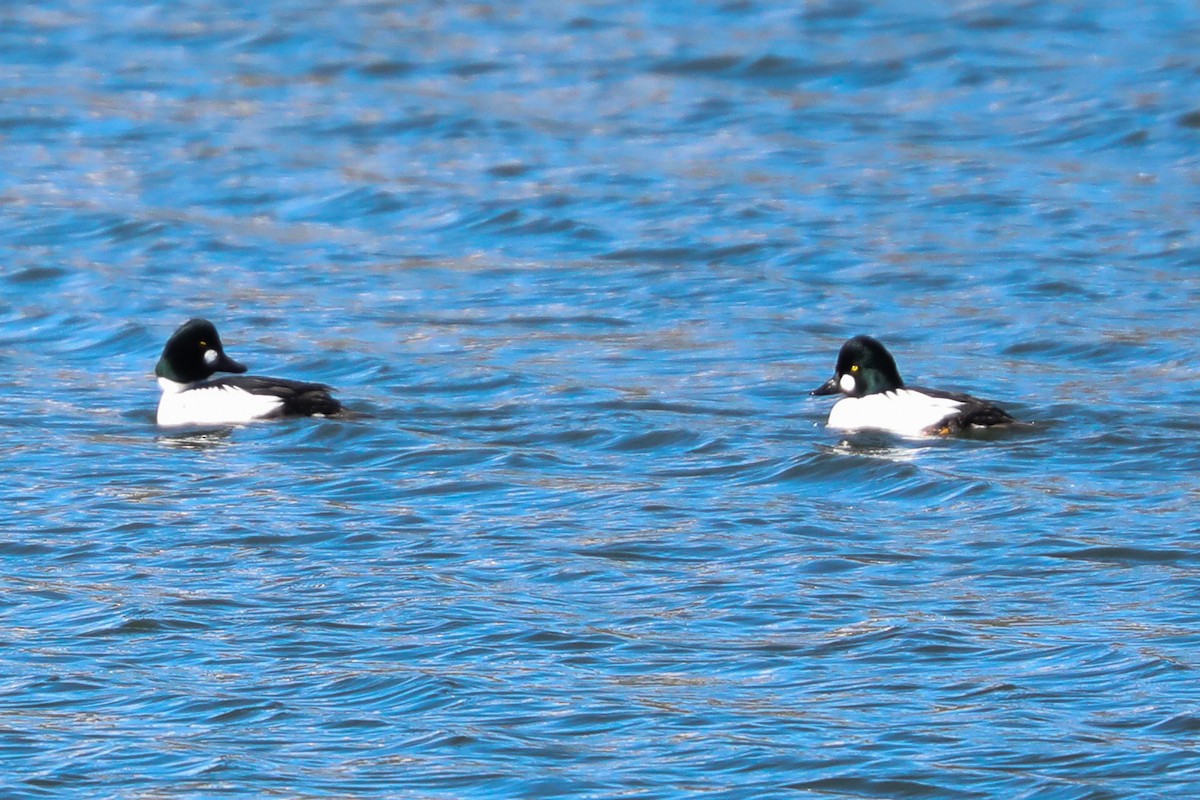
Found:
[155,318,342,426]
[811,335,1017,437]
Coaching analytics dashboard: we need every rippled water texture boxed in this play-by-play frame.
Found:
[3,2,1200,798]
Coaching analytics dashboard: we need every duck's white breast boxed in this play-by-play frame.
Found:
[826,389,964,437]
[157,378,283,426]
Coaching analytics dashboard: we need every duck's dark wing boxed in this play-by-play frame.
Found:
[208,375,343,418]
[912,386,1017,434]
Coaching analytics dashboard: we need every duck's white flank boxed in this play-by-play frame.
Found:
[156,377,284,426]
[826,389,966,437]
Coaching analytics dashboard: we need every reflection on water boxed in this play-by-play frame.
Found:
[155,429,238,450]
[818,437,929,462]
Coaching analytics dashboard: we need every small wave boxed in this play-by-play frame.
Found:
[463,207,607,240]
[1045,546,1196,566]
[357,59,416,78]
[790,776,987,800]
[652,53,836,83]
[282,186,408,223]
[4,266,68,284]
[603,428,707,453]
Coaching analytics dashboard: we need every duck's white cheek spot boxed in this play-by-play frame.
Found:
[204,349,219,366]
[839,373,857,393]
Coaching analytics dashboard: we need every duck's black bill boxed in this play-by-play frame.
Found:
[217,354,247,374]
[810,377,840,396]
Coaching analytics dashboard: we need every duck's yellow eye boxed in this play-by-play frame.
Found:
[199,341,207,348]
[850,365,859,373]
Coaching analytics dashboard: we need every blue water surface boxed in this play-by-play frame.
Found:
[3,1,1200,797]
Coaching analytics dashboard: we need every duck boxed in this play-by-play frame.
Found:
[155,318,342,426]
[811,335,1017,437]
